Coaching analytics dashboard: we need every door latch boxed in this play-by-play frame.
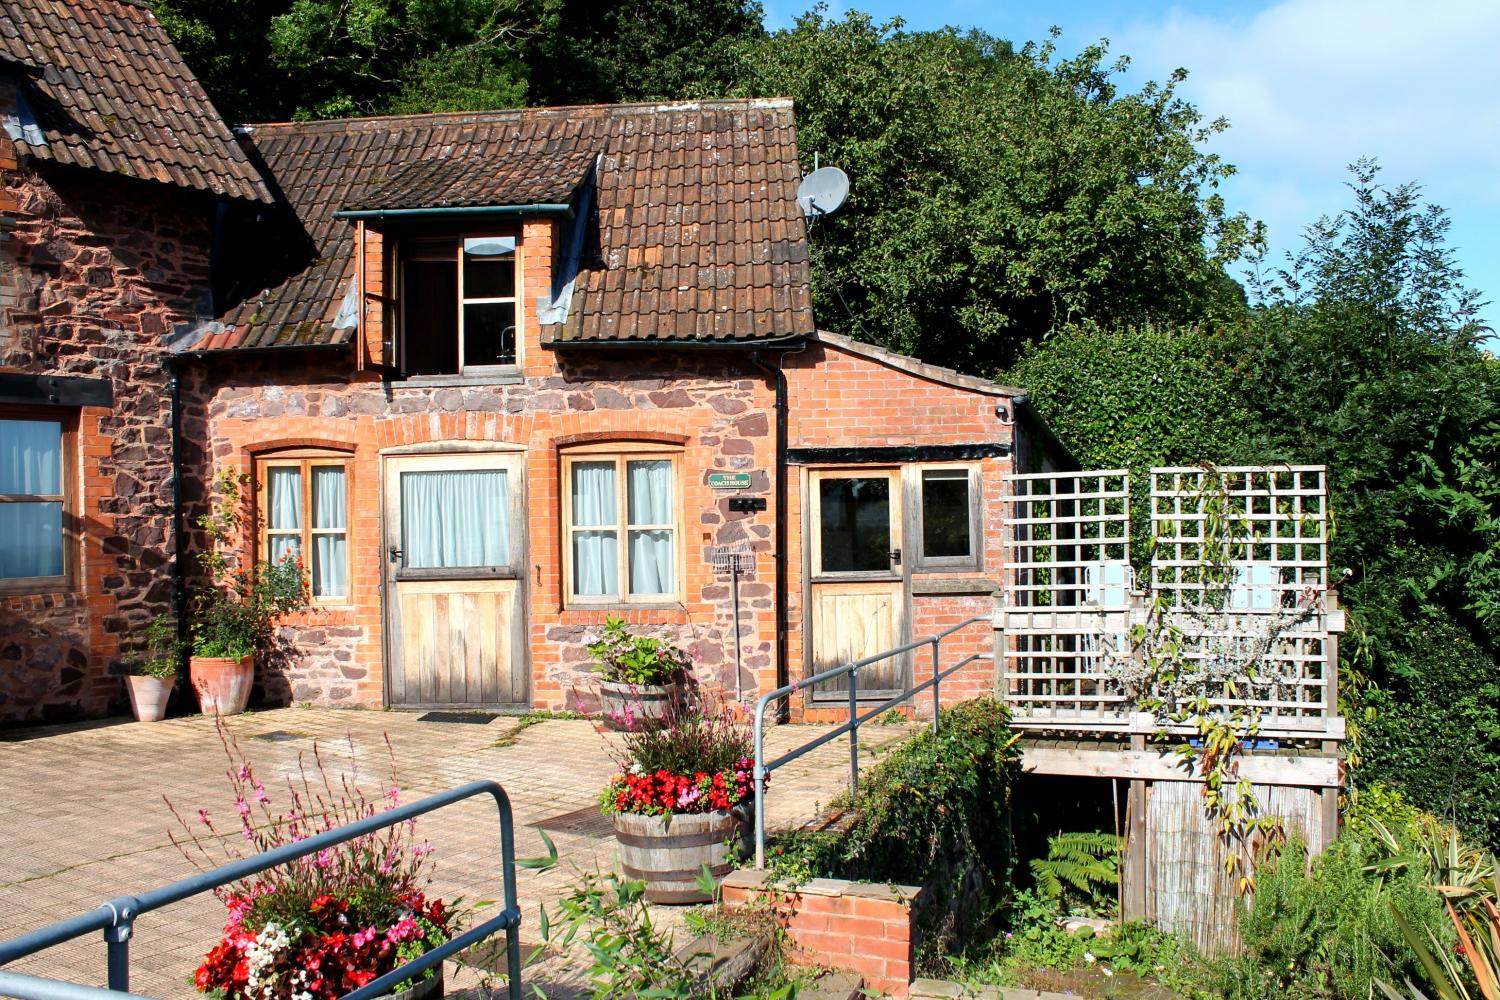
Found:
[388,545,403,563]
[889,548,902,566]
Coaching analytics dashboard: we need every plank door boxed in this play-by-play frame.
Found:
[807,469,908,699]
[383,453,527,707]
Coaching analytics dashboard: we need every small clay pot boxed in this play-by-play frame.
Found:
[125,673,176,722]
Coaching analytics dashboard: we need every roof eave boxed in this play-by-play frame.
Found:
[540,333,810,350]
[333,203,575,222]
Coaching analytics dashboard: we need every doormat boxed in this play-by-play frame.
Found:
[253,730,309,742]
[416,711,500,725]
[534,803,614,839]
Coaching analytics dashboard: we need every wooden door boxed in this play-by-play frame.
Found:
[383,453,527,707]
[807,469,907,699]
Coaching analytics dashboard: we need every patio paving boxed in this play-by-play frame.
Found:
[0,707,914,998]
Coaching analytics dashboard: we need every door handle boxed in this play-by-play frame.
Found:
[889,548,902,566]
[388,545,403,563]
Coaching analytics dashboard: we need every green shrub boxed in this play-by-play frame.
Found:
[764,698,1022,954]
[1216,835,1452,1000]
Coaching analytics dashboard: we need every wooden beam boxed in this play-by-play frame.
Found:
[0,373,112,408]
[1021,745,1340,788]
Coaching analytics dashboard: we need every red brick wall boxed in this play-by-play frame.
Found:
[0,156,213,723]
[781,341,1009,721]
[721,869,923,995]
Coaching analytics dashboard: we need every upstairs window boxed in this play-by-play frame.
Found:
[400,235,518,375]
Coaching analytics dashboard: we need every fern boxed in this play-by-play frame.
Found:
[1030,830,1122,904]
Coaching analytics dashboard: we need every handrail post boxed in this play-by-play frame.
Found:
[753,695,769,871]
[102,923,130,993]
[848,663,859,797]
[931,638,941,733]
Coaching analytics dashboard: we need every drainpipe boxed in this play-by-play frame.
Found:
[162,355,188,668]
[749,349,793,711]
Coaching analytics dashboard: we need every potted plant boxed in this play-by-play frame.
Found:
[190,470,309,717]
[122,614,183,722]
[587,616,692,729]
[171,726,456,1000]
[599,703,757,903]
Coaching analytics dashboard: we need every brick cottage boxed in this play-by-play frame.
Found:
[0,0,1065,725]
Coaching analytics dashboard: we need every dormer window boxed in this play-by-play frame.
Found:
[399,235,518,375]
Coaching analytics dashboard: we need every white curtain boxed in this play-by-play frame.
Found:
[266,466,302,566]
[571,461,617,596]
[401,469,509,569]
[0,419,62,579]
[312,466,347,598]
[627,460,673,595]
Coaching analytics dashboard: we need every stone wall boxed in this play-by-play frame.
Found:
[0,156,214,723]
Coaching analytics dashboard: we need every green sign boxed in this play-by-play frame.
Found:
[707,472,752,490]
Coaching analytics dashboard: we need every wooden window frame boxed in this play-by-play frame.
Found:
[255,451,353,607]
[561,443,684,607]
[0,405,75,595]
[911,463,983,573]
[396,231,523,377]
[808,467,903,582]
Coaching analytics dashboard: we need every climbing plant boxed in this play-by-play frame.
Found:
[1100,464,1329,891]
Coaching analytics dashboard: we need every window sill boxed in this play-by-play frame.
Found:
[390,370,524,388]
[560,604,688,627]
[911,576,997,596]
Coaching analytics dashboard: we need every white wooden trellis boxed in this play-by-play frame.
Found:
[1000,466,1343,741]
[1001,470,1134,726]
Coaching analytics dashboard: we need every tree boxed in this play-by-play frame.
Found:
[523,0,765,107]
[731,12,1258,372]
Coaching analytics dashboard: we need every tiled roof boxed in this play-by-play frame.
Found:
[0,0,271,203]
[193,99,815,351]
[345,148,599,212]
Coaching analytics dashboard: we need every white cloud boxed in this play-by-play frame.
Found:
[1111,0,1500,320]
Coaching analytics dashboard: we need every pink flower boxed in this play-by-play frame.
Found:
[198,808,212,827]
[387,786,400,807]
[252,784,269,803]
[237,764,252,782]
[386,916,420,943]
[234,798,250,818]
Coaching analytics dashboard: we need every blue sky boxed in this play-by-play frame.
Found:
[763,0,1500,337]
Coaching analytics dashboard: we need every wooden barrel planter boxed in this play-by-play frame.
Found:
[598,679,682,730]
[614,810,742,903]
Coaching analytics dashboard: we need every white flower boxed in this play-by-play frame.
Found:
[1102,967,1114,977]
[1083,952,1096,965]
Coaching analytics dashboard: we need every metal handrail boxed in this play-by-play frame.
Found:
[0,781,525,1000]
[751,615,993,868]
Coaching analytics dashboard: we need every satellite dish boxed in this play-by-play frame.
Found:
[797,166,849,218]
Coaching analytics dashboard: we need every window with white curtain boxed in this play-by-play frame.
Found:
[258,455,350,602]
[0,413,69,589]
[564,449,679,603]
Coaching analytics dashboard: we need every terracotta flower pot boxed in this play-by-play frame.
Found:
[613,809,746,903]
[597,679,683,730]
[125,673,176,722]
[190,655,253,716]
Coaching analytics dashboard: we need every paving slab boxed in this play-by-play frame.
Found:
[0,708,914,998]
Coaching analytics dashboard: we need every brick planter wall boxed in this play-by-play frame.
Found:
[720,869,925,996]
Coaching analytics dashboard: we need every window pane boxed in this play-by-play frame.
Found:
[313,534,348,599]
[463,302,516,366]
[0,501,62,578]
[403,258,459,376]
[268,533,301,565]
[573,530,618,597]
[818,477,890,573]
[312,466,346,530]
[921,469,971,559]
[267,467,302,531]
[462,238,516,299]
[571,462,616,527]
[627,460,672,525]
[401,469,510,569]
[628,529,673,595]
[0,419,60,495]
